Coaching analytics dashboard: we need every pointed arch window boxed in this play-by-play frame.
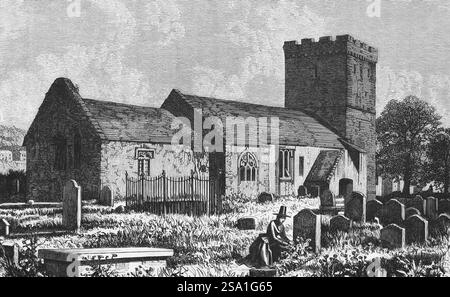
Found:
[239,151,257,182]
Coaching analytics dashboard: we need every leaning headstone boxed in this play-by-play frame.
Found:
[0,219,10,236]
[257,192,273,203]
[0,243,19,266]
[380,224,405,249]
[405,215,428,244]
[367,200,383,222]
[345,192,366,222]
[382,199,405,225]
[425,197,438,220]
[62,180,82,231]
[237,217,256,230]
[405,207,421,219]
[330,215,352,233]
[297,185,308,197]
[100,185,114,207]
[438,199,450,215]
[293,209,321,253]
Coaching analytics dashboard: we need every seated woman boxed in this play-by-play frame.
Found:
[266,206,292,262]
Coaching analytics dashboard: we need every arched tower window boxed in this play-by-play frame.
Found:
[239,151,257,182]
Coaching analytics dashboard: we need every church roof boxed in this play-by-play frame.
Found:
[81,98,176,143]
[305,150,344,184]
[163,89,348,149]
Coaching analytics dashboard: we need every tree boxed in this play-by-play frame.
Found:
[428,128,450,194]
[376,96,441,195]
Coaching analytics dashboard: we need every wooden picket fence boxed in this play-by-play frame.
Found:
[125,171,222,216]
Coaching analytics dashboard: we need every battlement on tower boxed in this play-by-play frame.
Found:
[283,35,378,63]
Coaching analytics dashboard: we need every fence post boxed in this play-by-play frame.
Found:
[190,170,194,217]
[140,172,145,206]
[162,170,167,216]
[125,171,128,207]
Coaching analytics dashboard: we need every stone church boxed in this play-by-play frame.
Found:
[24,34,377,202]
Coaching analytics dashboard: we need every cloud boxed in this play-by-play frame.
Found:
[0,0,29,41]
[143,0,185,46]
[191,2,328,105]
[377,65,450,126]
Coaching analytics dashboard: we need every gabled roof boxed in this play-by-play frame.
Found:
[305,150,344,184]
[165,90,347,149]
[81,98,176,143]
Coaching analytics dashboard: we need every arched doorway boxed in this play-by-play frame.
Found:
[339,178,353,202]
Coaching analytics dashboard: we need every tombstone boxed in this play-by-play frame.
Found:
[0,219,10,236]
[405,207,421,219]
[320,189,335,207]
[345,192,366,222]
[257,192,273,203]
[62,180,82,231]
[297,185,308,197]
[0,243,19,266]
[438,199,450,215]
[366,200,383,222]
[425,197,438,220]
[380,224,405,249]
[382,199,405,225]
[435,213,450,235]
[293,209,321,253]
[405,215,428,244]
[100,185,114,207]
[330,215,352,233]
[237,217,256,230]
[409,195,425,214]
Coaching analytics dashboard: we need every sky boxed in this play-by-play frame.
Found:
[1,0,450,130]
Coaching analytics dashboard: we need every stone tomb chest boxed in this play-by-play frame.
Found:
[38,247,174,277]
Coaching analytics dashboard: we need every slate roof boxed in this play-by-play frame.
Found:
[81,98,176,143]
[173,90,346,149]
[305,150,344,184]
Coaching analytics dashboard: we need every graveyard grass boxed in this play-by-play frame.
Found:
[1,195,449,277]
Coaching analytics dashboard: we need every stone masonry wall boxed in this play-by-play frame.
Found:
[100,141,209,200]
[283,35,377,200]
[25,79,101,201]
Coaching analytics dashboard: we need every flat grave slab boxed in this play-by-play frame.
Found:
[38,247,174,277]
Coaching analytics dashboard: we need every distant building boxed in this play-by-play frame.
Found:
[0,146,26,174]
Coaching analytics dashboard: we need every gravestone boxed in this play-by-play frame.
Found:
[438,199,450,215]
[100,185,114,207]
[62,180,82,231]
[320,189,335,207]
[345,192,366,222]
[409,195,425,214]
[425,197,438,220]
[257,192,273,203]
[293,209,321,253]
[0,219,10,236]
[366,200,383,222]
[297,185,308,197]
[405,215,428,244]
[237,217,256,230]
[330,215,352,232]
[405,207,421,219]
[380,224,405,249]
[382,199,405,225]
[435,213,450,235]
[0,243,19,266]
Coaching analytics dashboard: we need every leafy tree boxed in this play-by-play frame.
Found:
[427,128,450,193]
[376,96,441,194]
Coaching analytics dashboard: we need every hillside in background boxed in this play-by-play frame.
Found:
[0,125,26,147]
